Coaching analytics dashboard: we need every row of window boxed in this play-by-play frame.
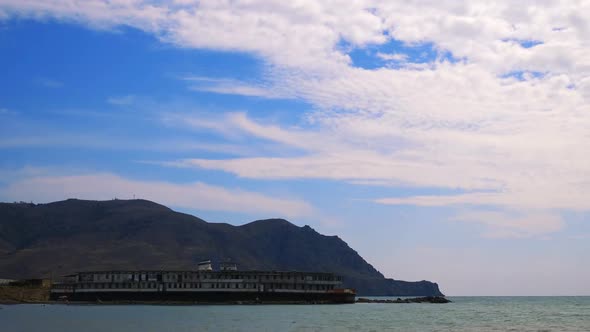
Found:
[82,273,340,282]
[74,282,336,291]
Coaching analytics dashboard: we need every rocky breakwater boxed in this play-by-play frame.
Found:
[0,286,50,304]
[357,296,451,304]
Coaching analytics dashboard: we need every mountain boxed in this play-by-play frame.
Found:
[0,199,443,296]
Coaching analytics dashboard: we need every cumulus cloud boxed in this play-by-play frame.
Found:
[0,0,386,70]
[0,172,314,218]
[2,1,589,75]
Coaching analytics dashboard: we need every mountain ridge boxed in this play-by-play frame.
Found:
[0,199,443,296]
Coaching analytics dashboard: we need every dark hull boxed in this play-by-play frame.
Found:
[50,291,355,304]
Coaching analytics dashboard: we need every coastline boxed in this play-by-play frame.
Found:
[1,285,450,305]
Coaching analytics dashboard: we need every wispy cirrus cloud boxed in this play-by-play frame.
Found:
[451,210,565,239]
[0,132,259,156]
[184,76,286,99]
[156,104,589,238]
[374,190,590,212]
[0,171,314,218]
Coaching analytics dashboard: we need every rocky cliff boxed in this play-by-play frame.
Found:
[0,199,443,296]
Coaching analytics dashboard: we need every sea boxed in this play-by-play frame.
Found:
[1,297,589,331]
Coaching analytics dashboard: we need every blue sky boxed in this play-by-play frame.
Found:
[1,1,590,296]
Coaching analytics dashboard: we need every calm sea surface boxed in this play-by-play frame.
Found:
[1,297,589,331]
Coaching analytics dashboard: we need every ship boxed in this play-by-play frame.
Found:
[50,261,356,304]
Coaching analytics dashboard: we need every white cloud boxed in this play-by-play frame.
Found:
[0,166,59,183]
[161,111,341,153]
[451,210,565,239]
[0,0,386,70]
[376,52,408,62]
[375,190,590,211]
[0,172,314,218]
[184,76,286,99]
[2,1,589,76]
[191,84,278,99]
[0,132,257,155]
[3,0,590,237]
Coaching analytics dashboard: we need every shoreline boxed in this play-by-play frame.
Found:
[356,296,451,304]
[1,285,449,305]
[1,297,452,305]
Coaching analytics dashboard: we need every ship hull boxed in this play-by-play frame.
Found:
[50,290,355,304]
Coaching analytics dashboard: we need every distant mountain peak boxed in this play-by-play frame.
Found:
[43,198,172,210]
[242,218,296,227]
[0,198,443,296]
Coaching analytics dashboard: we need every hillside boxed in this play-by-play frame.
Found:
[0,199,443,296]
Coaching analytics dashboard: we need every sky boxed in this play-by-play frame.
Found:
[1,1,590,296]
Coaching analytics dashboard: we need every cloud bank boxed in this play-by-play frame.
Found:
[2,0,590,236]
